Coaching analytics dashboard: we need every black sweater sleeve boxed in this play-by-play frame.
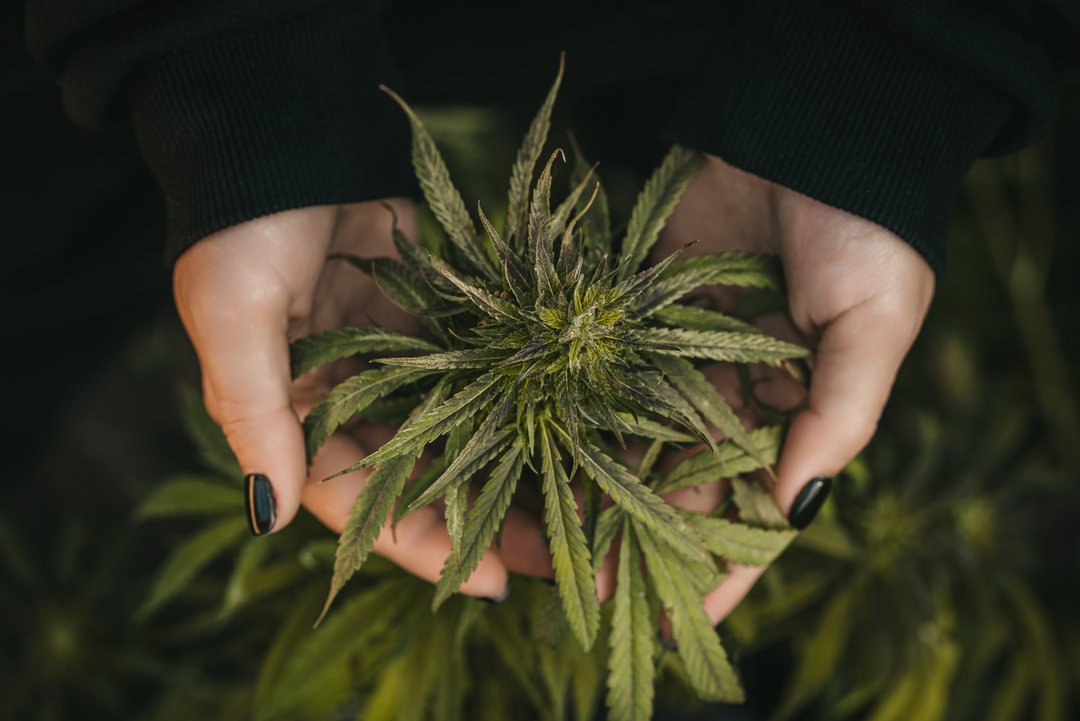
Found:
[664,0,1080,275]
[26,0,1080,273]
[25,0,417,264]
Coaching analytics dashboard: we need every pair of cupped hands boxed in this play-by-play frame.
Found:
[174,154,934,620]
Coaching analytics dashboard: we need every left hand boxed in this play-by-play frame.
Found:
[595,153,935,627]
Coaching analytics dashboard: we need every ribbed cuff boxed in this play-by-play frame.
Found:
[126,0,417,265]
[664,0,1013,275]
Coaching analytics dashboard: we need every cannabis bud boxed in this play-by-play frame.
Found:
[292,57,807,716]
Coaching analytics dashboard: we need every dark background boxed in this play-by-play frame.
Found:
[4,1,1079,719]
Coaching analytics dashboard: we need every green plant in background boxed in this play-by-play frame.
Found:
[289,58,805,715]
[729,347,1074,721]
[0,511,161,721]
[136,388,622,721]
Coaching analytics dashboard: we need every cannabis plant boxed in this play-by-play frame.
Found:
[292,60,806,715]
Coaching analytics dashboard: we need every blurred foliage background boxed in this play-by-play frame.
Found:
[4,1,1080,719]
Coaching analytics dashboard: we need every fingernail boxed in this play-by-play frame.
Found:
[658,629,677,651]
[244,473,277,536]
[788,476,832,530]
[479,581,511,604]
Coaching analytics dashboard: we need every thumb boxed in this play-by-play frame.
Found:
[774,298,924,528]
[194,291,306,535]
[174,210,334,535]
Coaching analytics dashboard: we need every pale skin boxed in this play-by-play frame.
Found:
[173,154,934,618]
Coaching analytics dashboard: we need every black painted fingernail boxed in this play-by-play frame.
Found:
[244,473,277,536]
[480,581,511,604]
[658,629,677,651]
[788,476,832,530]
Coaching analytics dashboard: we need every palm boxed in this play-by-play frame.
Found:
[595,154,934,626]
[174,199,553,601]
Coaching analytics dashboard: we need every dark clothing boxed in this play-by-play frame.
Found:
[25,0,1080,272]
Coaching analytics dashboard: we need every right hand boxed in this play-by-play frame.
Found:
[173,201,552,600]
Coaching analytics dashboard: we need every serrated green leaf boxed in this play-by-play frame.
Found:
[576,440,709,566]
[337,371,505,474]
[354,393,425,425]
[433,446,523,607]
[376,347,509,369]
[394,454,448,528]
[648,353,775,476]
[507,54,564,248]
[410,392,514,509]
[608,242,693,310]
[607,523,656,721]
[380,86,497,279]
[550,163,597,245]
[634,252,782,315]
[136,476,240,519]
[290,326,440,379]
[479,200,531,303]
[568,132,611,263]
[683,514,796,566]
[617,371,716,452]
[591,506,624,572]
[652,304,761,334]
[606,413,697,444]
[391,223,463,297]
[638,327,807,364]
[530,149,564,304]
[318,387,449,622]
[317,454,415,624]
[637,440,665,485]
[303,366,433,464]
[618,146,703,280]
[654,427,781,494]
[731,478,789,530]
[636,523,744,703]
[444,480,467,567]
[428,255,520,320]
[137,516,248,621]
[540,421,600,649]
[371,257,458,316]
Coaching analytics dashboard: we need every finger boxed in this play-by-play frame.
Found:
[174,210,336,535]
[304,431,510,600]
[184,280,304,535]
[702,564,768,626]
[775,298,924,527]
